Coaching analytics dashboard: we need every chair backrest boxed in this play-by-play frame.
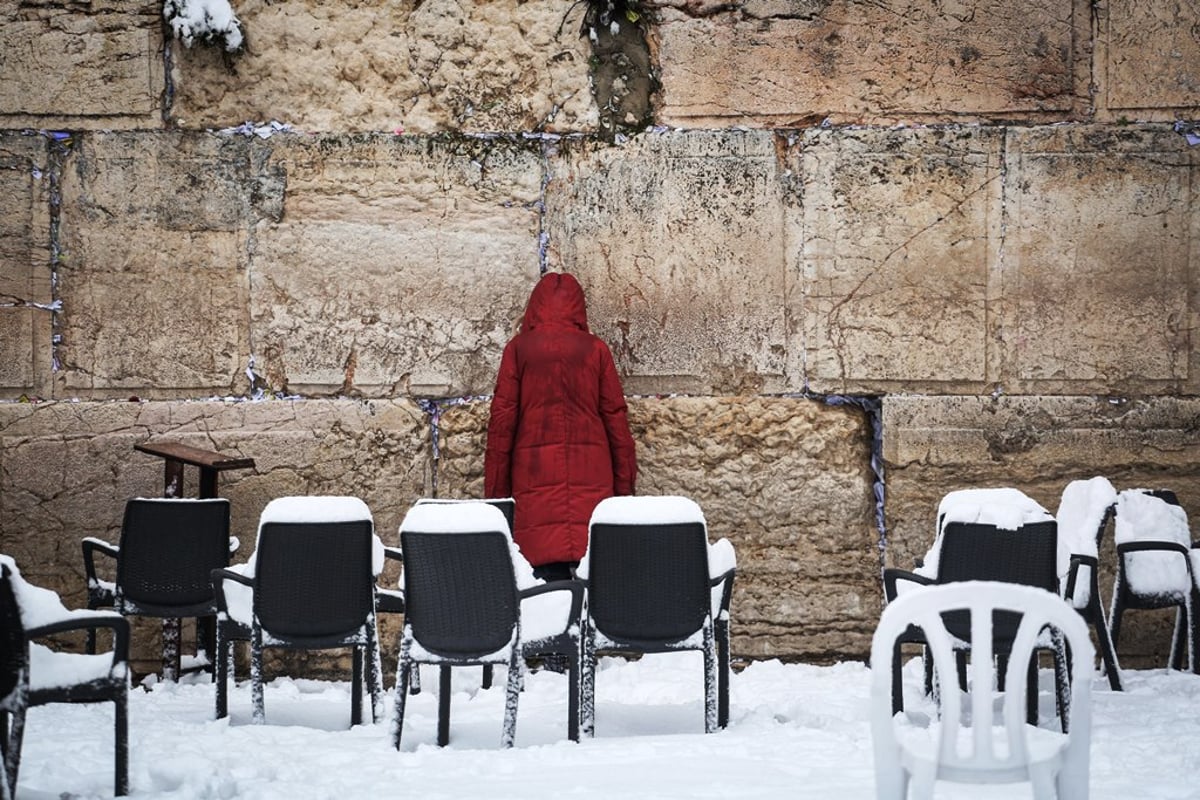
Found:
[117,498,232,608]
[253,519,376,639]
[400,528,520,658]
[1114,489,1192,597]
[871,581,1093,790]
[935,521,1059,644]
[587,519,711,643]
[414,498,516,539]
[0,563,27,711]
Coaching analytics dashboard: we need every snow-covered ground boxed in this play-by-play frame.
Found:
[13,653,1200,799]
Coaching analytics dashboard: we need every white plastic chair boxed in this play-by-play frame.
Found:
[871,581,1093,800]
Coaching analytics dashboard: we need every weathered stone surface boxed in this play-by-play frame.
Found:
[544,130,791,395]
[439,395,879,660]
[799,126,1004,394]
[55,133,265,398]
[169,0,598,134]
[0,0,163,129]
[882,394,1200,666]
[250,135,543,397]
[1002,125,1199,394]
[0,133,53,397]
[653,0,1088,127]
[1100,0,1200,114]
[0,398,429,668]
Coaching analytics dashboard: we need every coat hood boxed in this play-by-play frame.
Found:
[523,272,589,332]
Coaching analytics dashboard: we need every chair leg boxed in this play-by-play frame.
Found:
[251,627,265,725]
[482,664,494,690]
[1025,654,1038,726]
[392,657,411,750]
[716,618,731,729]
[702,626,718,735]
[351,647,364,727]
[1090,594,1123,691]
[214,631,230,719]
[1050,633,1070,734]
[890,641,910,715]
[1169,606,1187,671]
[115,683,129,796]
[501,651,522,748]
[368,627,384,723]
[162,617,181,683]
[1108,576,1125,659]
[5,706,25,800]
[437,665,452,747]
[567,643,581,743]
[581,626,596,738]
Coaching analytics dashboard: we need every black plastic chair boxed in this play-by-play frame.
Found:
[1060,501,1122,690]
[884,520,1070,729]
[211,499,382,726]
[580,497,736,736]
[82,497,233,681]
[1108,489,1197,673]
[392,501,583,748]
[1,558,130,797]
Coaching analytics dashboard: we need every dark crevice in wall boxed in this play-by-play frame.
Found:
[579,2,658,141]
[161,19,177,127]
[45,132,72,379]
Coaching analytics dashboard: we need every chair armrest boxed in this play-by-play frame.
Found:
[709,567,736,615]
[883,568,933,602]
[521,579,585,623]
[81,537,118,586]
[1116,540,1191,557]
[211,567,253,613]
[27,612,131,665]
[1063,554,1098,608]
[383,546,403,566]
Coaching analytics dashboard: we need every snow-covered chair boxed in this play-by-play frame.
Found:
[1108,489,1196,673]
[211,496,384,725]
[871,581,1093,800]
[1,555,130,797]
[883,489,1065,724]
[1054,477,1121,690]
[391,501,584,748]
[82,497,234,681]
[578,495,736,736]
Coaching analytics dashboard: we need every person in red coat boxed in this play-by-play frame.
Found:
[484,272,638,581]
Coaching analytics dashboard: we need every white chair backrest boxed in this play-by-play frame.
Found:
[871,581,1093,799]
[1114,490,1192,596]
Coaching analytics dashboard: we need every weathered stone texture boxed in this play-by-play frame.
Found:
[545,131,791,396]
[56,133,264,398]
[0,398,428,668]
[439,395,879,661]
[169,0,598,134]
[0,134,52,397]
[0,0,163,129]
[653,0,1088,127]
[1100,0,1200,114]
[883,394,1200,666]
[799,126,1004,394]
[251,135,543,397]
[1002,125,1199,394]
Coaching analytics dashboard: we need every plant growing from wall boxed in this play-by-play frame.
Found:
[163,0,244,53]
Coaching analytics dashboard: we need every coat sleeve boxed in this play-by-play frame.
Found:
[597,341,637,495]
[484,340,520,498]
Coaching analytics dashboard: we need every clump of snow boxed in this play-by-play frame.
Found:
[1114,489,1192,596]
[164,0,244,53]
[590,495,706,527]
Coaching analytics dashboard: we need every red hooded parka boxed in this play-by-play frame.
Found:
[484,273,638,566]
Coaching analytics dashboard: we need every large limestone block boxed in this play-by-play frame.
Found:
[1099,0,1200,115]
[653,0,1088,127]
[544,130,791,395]
[250,135,543,397]
[56,132,270,399]
[799,125,1004,394]
[1002,124,1199,394]
[438,395,879,661]
[882,394,1200,666]
[0,398,429,666]
[0,0,163,129]
[169,0,598,133]
[0,133,53,397]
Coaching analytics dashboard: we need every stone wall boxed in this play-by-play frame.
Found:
[2,0,1199,671]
